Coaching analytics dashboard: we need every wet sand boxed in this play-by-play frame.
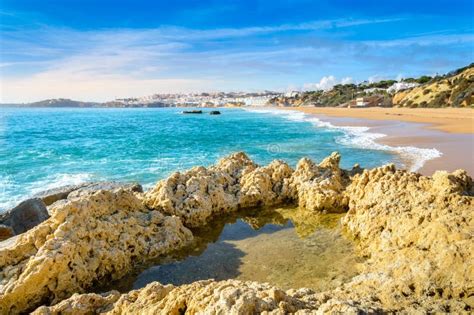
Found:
[271,107,474,176]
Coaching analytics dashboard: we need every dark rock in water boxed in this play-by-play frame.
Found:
[182,110,203,114]
[0,224,14,241]
[0,198,49,235]
[67,182,143,199]
[209,111,221,115]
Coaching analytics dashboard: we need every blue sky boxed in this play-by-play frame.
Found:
[1,0,473,102]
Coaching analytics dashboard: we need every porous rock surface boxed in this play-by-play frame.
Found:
[35,181,144,206]
[33,279,384,315]
[282,152,354,213]
[144,152,349,228]
[0,189,193,314]
[1,152,472,313]
[144,152,296,227]
[340,165,473,311]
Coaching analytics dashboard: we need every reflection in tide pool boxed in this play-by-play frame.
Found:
[104,207,363,293]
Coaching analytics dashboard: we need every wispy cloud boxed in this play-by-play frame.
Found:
[362,33,474,47]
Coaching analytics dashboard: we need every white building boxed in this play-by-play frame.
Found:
[356,97,368,107]
[242,96,271,106]
[284,91,299,97]
[387,82,419,93]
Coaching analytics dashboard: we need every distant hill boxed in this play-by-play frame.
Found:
[393,64,474,108]
[1,98,102,108]
[1,98,169,108]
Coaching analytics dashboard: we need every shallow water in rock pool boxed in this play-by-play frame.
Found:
[100,206,362,293]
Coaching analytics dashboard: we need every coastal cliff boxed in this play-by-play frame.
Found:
[393,65,474,108]
[0,153,472,313]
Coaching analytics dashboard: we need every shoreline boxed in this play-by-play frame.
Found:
[256,106,474,176]
[273,107,474,134]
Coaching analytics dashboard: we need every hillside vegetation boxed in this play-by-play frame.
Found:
[270,83,392,107]
[393,65,474,108]
[270,63,474,108]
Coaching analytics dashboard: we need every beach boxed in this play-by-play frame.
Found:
[279,107,474,133]
[274,106,474,176]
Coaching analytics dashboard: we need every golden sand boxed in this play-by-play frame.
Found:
[280,107,474,133]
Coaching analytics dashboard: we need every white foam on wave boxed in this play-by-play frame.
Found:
[0,173,95,212]
[243,108,442,172]
[28,173,95,196]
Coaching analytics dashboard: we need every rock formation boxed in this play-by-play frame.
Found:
[282,152,353,213]
[144,152,294,227]
[0,189,192,314]
[0,152,472,313]
[340,166,473,311]
[0,198,49,236]
[32,279,384,314]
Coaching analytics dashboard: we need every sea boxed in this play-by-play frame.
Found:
[0,107,440,211]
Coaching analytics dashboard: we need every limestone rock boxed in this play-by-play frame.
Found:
[35,182,144,206]
[34,184,89,206]
[0,189,192,314]
[33,291,121,315]
[238,159,293,208]
[341,165,473,309]
[144,152,258,227]
[67,182,143,199]
[32,279,390,314]
[283,152,350,212]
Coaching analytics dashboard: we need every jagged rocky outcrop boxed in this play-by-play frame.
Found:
[144,152,349,228]
[32,279,385,314]
[144,152,296,227]
[282,152,357,213]
[1,152,472,313]
[0,189,192,314]
[340,166,473,310]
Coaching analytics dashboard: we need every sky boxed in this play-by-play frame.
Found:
[0,0,473,102]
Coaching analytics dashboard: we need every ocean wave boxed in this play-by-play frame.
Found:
[0,173,95,212]
[28,173,95,196]
[243,108,442,172]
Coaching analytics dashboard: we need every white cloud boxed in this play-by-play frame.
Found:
[362,34,474,47]
[303,75,354,91]
[367,75,386,83]
[341,77,353,84]
[303,75,353,91]
[303,75,336,91]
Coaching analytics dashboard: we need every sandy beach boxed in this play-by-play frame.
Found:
[281,107,474,133]
[273,106,474,176]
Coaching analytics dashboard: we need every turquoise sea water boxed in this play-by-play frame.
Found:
[0,107,409,211]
